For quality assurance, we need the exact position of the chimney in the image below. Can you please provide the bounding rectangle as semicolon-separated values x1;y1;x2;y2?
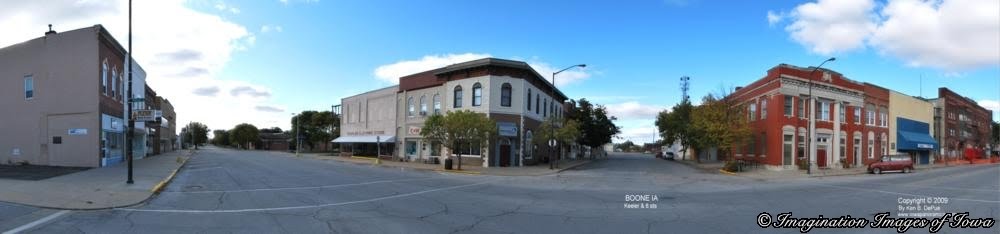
735;86;743;91
45;24;57;36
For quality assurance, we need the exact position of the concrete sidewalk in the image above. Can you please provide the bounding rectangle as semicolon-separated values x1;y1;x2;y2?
0;150;192;210
278;152;592;176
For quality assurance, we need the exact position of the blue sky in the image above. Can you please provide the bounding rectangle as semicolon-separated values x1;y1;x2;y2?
3;0;998;142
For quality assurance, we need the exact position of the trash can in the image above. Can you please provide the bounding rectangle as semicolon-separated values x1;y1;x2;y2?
444;158;453;170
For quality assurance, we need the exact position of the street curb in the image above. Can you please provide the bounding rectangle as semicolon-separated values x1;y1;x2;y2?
433;169;481;175
150;155;189;193
0;150;196;211
718;169;737;176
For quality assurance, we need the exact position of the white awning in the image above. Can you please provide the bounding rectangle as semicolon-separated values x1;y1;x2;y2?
331;135;396;143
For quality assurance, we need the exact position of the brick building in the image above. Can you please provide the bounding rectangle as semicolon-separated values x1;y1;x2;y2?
334;58;569;167
727;64;890;171
930;88;993;160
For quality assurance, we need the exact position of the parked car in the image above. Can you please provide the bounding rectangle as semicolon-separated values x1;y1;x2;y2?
655;152;663;158
868;155;914;174
664;152;675;160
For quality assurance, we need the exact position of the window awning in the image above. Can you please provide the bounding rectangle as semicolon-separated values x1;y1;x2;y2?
897;131;937;150
331;135;396;143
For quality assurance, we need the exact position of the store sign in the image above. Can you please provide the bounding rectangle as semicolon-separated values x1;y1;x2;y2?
134;110;162;122
917;143;934;149
68;128;88;135
498;122;517;137
408;126;421;135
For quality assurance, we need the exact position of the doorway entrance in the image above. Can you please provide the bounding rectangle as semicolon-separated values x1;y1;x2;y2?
817;149;827;168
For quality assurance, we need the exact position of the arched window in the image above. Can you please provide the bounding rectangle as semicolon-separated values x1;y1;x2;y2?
472;83;482;106
535;95;540;114
453;85;463;108
527;89;532;111
407;97;414;117
543;100;548;117
433;94;441;114
111;68;117;98
501;83;512;107
419;95;427;115
101;61;108;95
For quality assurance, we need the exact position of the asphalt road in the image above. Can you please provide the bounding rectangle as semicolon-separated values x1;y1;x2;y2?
3;148;998;233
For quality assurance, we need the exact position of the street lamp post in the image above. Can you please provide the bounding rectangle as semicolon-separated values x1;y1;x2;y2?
806;57;835;175
551;64;586;170
293;113;301;157
125;0;134;184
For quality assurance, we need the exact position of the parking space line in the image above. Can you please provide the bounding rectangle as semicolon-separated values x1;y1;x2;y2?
164;177;444;194
813;183;1000;204
2;210;69;234
118;180;490;213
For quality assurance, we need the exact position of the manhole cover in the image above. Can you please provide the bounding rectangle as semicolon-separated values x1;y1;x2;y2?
185;185;203;190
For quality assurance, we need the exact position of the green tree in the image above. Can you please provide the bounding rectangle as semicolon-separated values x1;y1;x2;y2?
211;129;230;146
567;98;621;158
420;110;497;170
617;140;636;152
534;116;582;167
690;93;752;162
291;111;340;151
230;123;260;150
656;100;696;161
180;122;209;149
992;121;998;149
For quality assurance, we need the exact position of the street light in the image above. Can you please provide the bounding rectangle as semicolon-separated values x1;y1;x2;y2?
125;0;134;184
551;64;586;170
293;113;301;157
806;57;835;175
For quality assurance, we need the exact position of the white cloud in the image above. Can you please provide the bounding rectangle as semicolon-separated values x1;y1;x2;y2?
373;53;492;83
0;0;285;131
373;53;592;86
784;0;877;55
980;100;1000;113
615;125;659;144
261;25;283;33
767;10;784;26
605;101;665;120
774;0;1000;71
870;0;1000;70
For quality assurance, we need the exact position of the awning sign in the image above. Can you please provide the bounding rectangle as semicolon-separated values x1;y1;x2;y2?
917;143;934;149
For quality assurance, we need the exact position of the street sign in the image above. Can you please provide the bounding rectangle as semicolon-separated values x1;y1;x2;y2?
68;128;88;135
133;109;162;122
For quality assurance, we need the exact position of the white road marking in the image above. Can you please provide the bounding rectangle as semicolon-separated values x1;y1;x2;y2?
164;177;442;194
2;210;70;234
118;180;490;213
814;183;1000;204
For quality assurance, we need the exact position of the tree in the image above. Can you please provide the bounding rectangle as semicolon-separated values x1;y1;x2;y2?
656;100;695;161
260;127;283;134
534;116;582;168
180;122;209;149
291;111;340;151
420;110;497;170
617;140;636;152
230;123;260;150
211;129;230;146
567;98;621;158
992;121;999;151
690;93;752;162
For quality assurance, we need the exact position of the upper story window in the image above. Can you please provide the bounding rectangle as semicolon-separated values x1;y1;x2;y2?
535;95;540;115
419;95;427;115
472;83;482;106
433;94;441;114
407;97;414;117
783;95;793;116
24;75;34;99
111;69;117;98
748;103;757;121
543;100;548;117
101;61;108;95
760;98;768;119
797;97;805;118
879;106;888;127
527;89;532;111
839;103;846;122
854;107;861;124
454;85;463;108
500;83;512;107
866;104;876;126
818;101;829;121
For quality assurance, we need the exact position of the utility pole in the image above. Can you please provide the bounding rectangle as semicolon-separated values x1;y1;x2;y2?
125;0;134;184
551;64;585;170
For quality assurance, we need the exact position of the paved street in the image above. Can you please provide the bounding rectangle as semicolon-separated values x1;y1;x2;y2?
2;148;998;233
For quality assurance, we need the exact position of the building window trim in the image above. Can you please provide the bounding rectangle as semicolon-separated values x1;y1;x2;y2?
433;94;441;114
24;75;34;99
472;82;482;107
407;97;414;117
453;85;463;108
500;83;512;107
783;95;793;117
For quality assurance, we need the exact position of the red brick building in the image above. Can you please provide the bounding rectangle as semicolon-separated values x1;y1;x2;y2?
931;88;993;161
727;64;890;171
